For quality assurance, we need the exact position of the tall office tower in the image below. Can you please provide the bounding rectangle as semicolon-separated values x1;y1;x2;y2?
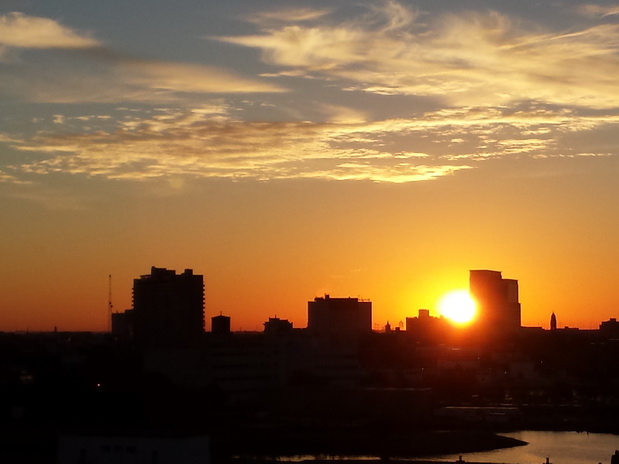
132;267;205;346
550;312;557;331
469;270;521;334
307;295;372;338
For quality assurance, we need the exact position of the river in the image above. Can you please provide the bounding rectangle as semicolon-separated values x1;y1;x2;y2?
272;431;619;464
429;430;619;464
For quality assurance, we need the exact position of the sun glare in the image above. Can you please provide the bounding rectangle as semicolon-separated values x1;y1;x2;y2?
438;290;476;324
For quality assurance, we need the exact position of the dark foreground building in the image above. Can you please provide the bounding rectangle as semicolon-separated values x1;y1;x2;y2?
132;266;205;346
470;269;521;336
308;295;372;338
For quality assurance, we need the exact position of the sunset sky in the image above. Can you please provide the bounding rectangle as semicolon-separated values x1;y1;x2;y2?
1;0;618;331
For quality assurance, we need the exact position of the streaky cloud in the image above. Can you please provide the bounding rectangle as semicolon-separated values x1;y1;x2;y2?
369;0;419;32
577;4;619;18
0;169;30;184
0;12;99;49
124;60;285;94
5;104;617;185
0;49;286;104
215;2;619;109
6;108;475;183
0;11;285;103
247;7;332;24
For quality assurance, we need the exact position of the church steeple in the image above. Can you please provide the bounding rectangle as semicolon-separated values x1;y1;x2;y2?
550;312;557;331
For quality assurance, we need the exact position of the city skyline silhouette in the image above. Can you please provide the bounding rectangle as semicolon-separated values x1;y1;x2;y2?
111;265;618;338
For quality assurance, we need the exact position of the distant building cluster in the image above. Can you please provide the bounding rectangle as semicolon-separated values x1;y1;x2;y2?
113;267;525;345
113;267;374;345
106;266;619;402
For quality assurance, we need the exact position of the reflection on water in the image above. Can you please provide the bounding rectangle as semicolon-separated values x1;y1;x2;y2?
430;431;619;464
252;431;619;464
275;457;378;462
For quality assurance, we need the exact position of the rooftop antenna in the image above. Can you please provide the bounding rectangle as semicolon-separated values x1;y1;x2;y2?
108;274;113;332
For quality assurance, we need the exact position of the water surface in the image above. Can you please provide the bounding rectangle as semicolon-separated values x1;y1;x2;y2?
430;430;619;464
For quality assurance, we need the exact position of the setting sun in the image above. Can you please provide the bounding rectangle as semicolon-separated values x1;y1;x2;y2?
438;290;477;325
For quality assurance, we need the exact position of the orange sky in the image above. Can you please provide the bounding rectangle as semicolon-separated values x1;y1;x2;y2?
2;166;617;332
1;1;618;331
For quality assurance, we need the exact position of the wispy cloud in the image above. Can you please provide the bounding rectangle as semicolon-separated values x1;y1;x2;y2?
2;107;465;183
123;60;285;95
0;12;285;103
319;104;368;124
247;7;332;24
0;12;99;49
577;4;619;18
216;1;619;109
0;169;30;184
3;61;283;104
4;105;617;184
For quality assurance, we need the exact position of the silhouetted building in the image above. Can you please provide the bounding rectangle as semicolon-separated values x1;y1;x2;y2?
308;295;372;338
550;312;557;331
469;270;521;335
111;310;133;338
264;317;293;334
406;309;450;344
600;318;619;338
132;267;204;346
211;314;231;335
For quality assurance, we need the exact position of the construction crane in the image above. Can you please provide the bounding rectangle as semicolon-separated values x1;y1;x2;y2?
108;274;113;332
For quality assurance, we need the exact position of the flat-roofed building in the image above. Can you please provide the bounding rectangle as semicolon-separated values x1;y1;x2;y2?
307;295;372;338
132;266;204;346
469;270;521;335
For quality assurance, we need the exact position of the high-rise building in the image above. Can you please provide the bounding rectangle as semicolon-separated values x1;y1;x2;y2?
469;270;521;334
132;267;204;346
307;295;372;338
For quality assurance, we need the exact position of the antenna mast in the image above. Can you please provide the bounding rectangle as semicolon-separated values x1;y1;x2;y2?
108;274;113;332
